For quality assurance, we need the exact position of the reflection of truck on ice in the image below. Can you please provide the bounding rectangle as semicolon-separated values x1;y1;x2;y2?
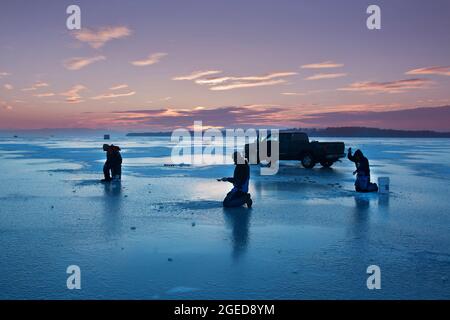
244;131;346;169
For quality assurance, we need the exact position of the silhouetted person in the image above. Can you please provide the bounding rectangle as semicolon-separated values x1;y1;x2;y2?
102;144;122;182
218;151;252;208
348;148;378;192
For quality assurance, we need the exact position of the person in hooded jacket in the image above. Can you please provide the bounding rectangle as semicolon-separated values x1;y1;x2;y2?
348;148;378;192
102;144;122;182
218;151;253;208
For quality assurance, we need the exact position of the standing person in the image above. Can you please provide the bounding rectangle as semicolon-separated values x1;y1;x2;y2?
102;144;122;182
218;151;253;208
348;148;378;192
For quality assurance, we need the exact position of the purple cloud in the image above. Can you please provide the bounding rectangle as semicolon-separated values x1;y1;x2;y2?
301;106;450;131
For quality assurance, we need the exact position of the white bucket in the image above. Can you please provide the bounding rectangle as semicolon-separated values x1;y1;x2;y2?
378;177;390;194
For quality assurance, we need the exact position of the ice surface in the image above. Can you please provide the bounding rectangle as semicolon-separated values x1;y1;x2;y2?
0;134;449;299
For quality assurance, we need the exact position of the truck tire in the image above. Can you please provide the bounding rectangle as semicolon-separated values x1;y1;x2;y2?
320;160;334;168
301;153;315;169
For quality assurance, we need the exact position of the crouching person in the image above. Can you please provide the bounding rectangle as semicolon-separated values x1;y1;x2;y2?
218;151;253;208
348;148;378;192
102;144;122;182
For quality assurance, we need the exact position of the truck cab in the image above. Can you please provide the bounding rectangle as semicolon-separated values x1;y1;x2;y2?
244;131;345;169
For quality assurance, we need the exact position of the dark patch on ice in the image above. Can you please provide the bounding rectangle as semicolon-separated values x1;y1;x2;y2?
42;168;82;173
163;163;191;167
0;192;42;201
173;200;223;210
414;250;450;263
72;179;106;187
166;286;199;295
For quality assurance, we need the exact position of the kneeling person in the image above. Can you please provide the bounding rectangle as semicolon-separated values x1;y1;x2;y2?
348;148;378;192
102;144;122;182
219;151;253;208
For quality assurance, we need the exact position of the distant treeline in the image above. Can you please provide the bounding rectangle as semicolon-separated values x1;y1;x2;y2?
127;127;450;138
300;127;450;138
127;132;173;137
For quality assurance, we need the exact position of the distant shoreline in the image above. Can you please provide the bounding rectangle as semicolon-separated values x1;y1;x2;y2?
1;127;450;138
126;127;450;138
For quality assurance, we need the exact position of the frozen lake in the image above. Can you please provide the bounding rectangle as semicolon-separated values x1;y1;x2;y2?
0;134;449;299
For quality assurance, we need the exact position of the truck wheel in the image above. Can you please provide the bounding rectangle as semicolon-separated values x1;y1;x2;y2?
320;161;334;168
301;153;315;169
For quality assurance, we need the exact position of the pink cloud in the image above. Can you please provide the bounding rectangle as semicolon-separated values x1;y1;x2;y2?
22;81;50;91
131;53;167;66
173;70;222;81
178;71;297;91
405;66;450;76
60;85;86;104
109;105;288;129
210;79;287;91
92;91;136;100
63;56;106;70
338;78;433;94
34;93;56;98
305;73;347;80
73;26;132;49
109;84;129;91
301;61;344;69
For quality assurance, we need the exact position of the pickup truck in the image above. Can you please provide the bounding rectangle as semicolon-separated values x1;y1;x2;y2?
244;131;345;168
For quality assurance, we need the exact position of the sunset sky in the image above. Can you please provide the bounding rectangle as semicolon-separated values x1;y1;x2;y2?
1;0;449;130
